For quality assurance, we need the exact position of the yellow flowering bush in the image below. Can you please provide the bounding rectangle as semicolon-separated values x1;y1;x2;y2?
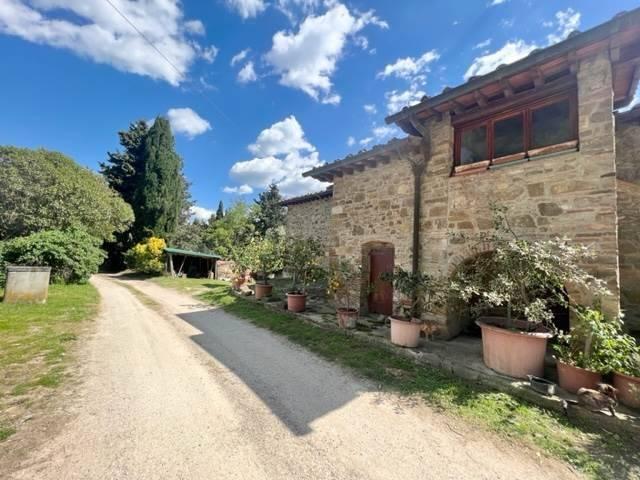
125;237;166;274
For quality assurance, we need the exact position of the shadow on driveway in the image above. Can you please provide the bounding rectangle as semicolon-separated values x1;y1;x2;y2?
177;307;367;436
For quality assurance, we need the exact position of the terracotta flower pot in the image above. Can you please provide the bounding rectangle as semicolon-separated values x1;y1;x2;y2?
556;360;602;394
613;372;640;409
390;316;422;348
254;283;273;300
476;318;553;379
337;308;358;329
287;293;307;313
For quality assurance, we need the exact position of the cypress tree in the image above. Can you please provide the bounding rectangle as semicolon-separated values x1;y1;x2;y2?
100;120;149;206
135;117;186;239
216;200;225;220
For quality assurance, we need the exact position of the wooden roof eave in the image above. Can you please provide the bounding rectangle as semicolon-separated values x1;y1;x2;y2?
385;8;640;132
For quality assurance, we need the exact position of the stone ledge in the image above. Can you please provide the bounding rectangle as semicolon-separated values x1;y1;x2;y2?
239;291;640;441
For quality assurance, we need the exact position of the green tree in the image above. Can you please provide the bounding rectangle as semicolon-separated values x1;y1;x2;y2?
204;202;255;258
0;228;105;285
253;184;285;236
216;200;225;220
135;117;187;240
100;120;149;206
170;219;208;252
0;146;133;242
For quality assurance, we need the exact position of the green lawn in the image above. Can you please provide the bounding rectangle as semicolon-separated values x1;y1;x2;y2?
0;284;99;441
151;276;637;479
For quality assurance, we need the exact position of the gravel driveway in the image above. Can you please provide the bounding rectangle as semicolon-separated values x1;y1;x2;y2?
8;275;579;479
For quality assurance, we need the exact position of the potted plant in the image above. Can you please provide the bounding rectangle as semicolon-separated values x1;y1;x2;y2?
382;267;446;348
283;236;325;312
327;259;361;329
229;246;250;290
553;306;608;393
245;231;284;300
450;204;610;379
601;322;640;409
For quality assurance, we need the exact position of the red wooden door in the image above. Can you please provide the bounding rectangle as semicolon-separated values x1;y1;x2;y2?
368;248;394;315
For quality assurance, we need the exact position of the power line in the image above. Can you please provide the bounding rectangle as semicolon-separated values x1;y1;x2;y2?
103;0;234;125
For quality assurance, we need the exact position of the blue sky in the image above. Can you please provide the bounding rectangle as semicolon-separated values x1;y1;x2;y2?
1;0;638;220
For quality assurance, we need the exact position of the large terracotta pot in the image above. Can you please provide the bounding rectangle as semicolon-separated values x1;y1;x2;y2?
390;316;422;348
337;308;358;329
254;283;273;299
476;318;553;379
287;293;307;313
556;360;602;394
613;372;640;409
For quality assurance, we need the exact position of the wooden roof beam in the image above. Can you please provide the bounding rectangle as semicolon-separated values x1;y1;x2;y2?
532;68;545;88
500;79;514;98
474;90;488;107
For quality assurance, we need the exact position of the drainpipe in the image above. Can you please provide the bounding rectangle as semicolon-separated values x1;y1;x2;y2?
411;159;425;276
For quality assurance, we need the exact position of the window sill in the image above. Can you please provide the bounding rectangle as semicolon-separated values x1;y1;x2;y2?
452;140;578;177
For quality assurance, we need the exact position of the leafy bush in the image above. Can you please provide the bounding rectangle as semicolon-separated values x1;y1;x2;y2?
283;236;325;294
327;259;362;312
0;146;134;242
450;204;609;330
244;230;284;284
0;229;105;285
381;267;447;320
124;237;166;275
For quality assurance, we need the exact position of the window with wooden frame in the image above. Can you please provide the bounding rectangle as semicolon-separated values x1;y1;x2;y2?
453;90;578;174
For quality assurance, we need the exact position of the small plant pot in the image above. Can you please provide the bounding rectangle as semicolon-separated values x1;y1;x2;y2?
613;372;640;409
390;316;422;348
287;293;307;313
556;360;602;394
476;318;553;379
337;308;358;329
254;283;273;300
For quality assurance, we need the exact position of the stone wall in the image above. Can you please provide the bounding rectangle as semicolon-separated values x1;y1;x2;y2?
285;196;332;247
327;51;623;337
616;118;640;332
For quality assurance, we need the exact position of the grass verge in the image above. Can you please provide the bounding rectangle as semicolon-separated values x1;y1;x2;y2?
0;283;99;441
151;276;637;479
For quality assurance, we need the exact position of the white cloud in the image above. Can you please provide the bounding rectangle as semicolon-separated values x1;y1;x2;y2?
190;205;214;221
225;0;266;19
275;0;321;22
385;85;426;114
231;48;250;66
372;125;398;140
364;104;377;114
500;18;514;28
546;8;581;45
184;19;205;35
347;136;356;146
223;184;254;195
464;40;537;80
201;45;219;63
473;38;492;50
227;116;329;197
489;0;507;5
619;85;640;113
167;108;211;138
265;3;387;104
238;61;257;83
378;50;439;82
0;0;206;86
359;137;374;146
249;115;314;156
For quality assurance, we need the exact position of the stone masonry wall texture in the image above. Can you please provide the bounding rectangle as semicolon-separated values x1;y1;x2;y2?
284;197;332;248
325;51;627;337
616;119;640;331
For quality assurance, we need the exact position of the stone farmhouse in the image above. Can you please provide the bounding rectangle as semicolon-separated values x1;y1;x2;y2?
283;9;640;338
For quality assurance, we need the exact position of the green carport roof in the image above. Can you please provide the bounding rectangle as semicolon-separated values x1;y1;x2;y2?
164;247;222;260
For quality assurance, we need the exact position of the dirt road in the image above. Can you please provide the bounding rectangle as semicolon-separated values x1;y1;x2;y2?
7;275;579;479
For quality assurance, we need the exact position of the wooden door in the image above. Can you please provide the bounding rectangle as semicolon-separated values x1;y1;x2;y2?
368;248;394;315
